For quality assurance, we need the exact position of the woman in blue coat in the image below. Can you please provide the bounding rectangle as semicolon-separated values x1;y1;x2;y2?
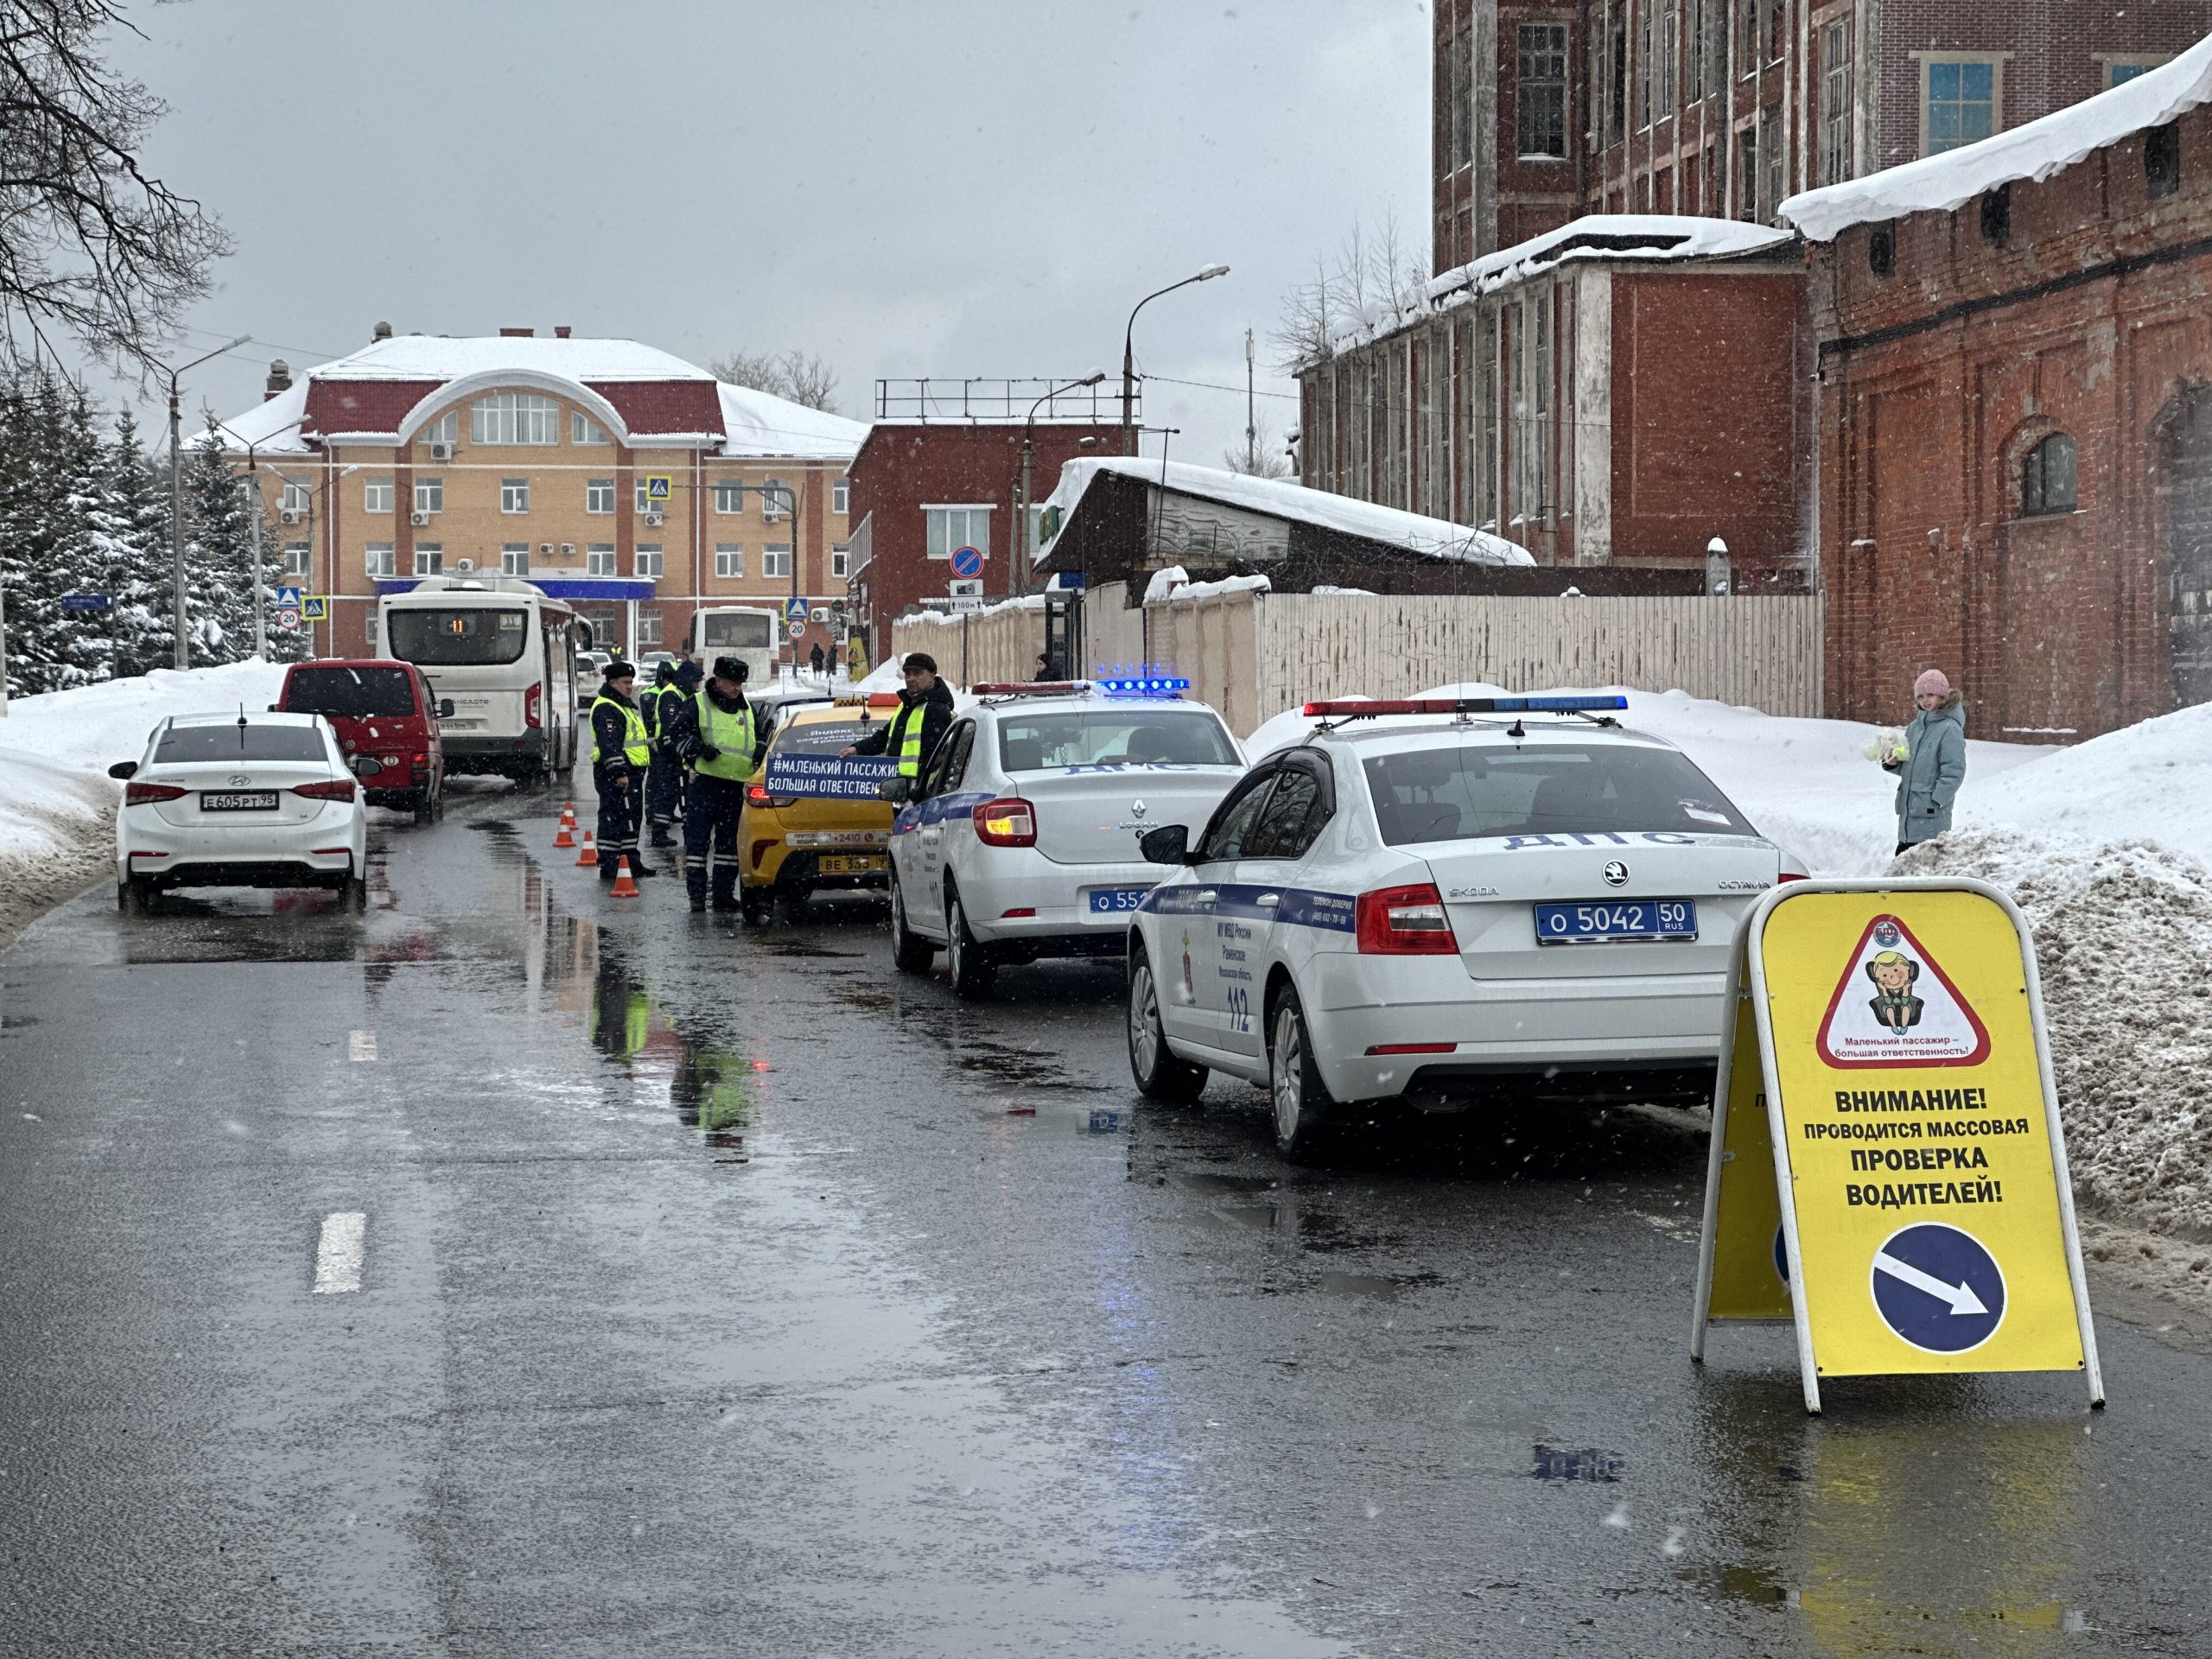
1886;668;1967;855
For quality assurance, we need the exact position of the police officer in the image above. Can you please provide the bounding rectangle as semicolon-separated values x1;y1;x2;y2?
642;659;684;849
588;660;658;880
668;655;764;913
841;652;955;785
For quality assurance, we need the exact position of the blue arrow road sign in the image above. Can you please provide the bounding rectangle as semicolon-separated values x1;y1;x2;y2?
1870;1223;2005;1353
950;545;984;579
59;594;113;613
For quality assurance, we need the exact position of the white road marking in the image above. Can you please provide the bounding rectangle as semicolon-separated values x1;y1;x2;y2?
348;1029;377;1062
314;1211;366;1294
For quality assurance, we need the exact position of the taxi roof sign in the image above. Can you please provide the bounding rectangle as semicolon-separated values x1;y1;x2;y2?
1693;877;2102;1414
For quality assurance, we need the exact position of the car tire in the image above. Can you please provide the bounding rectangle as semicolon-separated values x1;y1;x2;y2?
118;879;149;916
740;890;773;927
890;877;934;975
1128;944;1205;1102
412;789;435;825
344;874;369;913
1268;985;1335;1160
944;887;995;1000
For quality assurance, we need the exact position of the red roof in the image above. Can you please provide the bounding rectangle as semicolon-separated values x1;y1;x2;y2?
588;380;721;436
300;376;721;442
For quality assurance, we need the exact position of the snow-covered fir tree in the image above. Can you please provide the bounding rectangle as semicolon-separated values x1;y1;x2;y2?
93;411;175;677
0;372;80;695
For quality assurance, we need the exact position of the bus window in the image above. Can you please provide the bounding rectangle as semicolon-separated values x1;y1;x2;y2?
389;607;530;665
701;612;775;649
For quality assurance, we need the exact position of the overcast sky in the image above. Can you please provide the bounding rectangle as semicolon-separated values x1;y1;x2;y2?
87;0;1430;467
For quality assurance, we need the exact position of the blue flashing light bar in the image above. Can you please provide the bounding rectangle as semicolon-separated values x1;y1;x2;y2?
1096;676;1190;698
1300;694;1629;717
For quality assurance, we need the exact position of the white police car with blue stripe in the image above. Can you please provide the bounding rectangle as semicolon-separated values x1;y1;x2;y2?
1122;695;1808;1156
886;679;1248;997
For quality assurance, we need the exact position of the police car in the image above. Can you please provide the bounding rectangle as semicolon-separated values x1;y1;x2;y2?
886;679;1248;996
1122;695;1808;1155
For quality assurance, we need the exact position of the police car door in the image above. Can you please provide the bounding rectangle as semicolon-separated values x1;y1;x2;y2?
899;720;976;939
1175;762;1281;1052
1211;753;1334;1062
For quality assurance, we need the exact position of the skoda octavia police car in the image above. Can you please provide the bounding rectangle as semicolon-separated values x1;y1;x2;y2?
1122;695;1806;1155
886;680;1248;997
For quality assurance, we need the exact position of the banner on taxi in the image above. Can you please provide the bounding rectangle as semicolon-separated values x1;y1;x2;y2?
1693;878;2102;1414
760;721;898;801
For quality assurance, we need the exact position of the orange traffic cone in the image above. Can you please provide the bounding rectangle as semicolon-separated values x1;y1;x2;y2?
554;819;576;849
575;829;597;867
609;855;640;898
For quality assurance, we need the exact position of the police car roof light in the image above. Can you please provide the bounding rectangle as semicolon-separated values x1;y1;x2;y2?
1300;694;1630;717
1094;676;1189;699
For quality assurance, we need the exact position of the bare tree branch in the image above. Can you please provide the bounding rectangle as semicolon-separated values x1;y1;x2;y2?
710;346;842;413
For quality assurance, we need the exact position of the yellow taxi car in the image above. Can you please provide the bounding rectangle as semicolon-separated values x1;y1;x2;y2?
737;696;900;925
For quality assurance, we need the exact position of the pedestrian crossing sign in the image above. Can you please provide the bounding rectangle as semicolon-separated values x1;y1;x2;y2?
302;595;329;621
1692;879;2101;1413
276;585;303;608
645;474;672;501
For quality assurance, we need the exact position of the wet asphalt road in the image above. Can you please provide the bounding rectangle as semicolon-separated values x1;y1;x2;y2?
3;781;2211;1658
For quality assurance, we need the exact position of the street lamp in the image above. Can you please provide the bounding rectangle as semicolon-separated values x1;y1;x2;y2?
154;335;251;669
1121;265;1229;454
1016;372;1106;597
205;412;307;662
753;480;803;677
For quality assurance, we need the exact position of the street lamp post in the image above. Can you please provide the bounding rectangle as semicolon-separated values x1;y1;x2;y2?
156;336;251;669
1016;372;1106;598
755;480;802;677
204;413;308;663
1120;266;1229;455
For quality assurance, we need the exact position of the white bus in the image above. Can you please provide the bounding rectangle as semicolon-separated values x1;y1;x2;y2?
378;576;581;787
689;605;782;684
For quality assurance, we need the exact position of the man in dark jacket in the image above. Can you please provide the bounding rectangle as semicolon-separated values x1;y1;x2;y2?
643;659;684;849
667;656;766;913
588;662;658;880
841;652;955;783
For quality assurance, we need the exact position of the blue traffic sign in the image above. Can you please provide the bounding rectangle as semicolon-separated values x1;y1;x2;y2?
276;585;303;608
59;594;112;613
950;544;984;579
1870;1224;2005;1353
785;596;810;622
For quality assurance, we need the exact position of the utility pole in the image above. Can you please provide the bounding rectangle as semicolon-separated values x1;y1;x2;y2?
1017;372;1105;597
1245;328;1258;473
157;337;251;671
245;453;266;661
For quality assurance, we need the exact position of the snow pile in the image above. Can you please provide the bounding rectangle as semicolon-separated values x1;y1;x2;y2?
1897;830;2212;1239
0;660;286;944
1950;700;2212;869
1035;458;1535;569
1782;32;2212;241
899;593;1047;630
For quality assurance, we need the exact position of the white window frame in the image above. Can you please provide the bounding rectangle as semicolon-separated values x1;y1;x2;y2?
1821;17;1854;185
830;543;850;579
500;543;531;576
584;543;617;577
760;478;789;521
762;543;792;580
365;542;396;578
469;391;561;446
831;476;850;514
364;478;393;515
638;608;664;646
1916;52;2007;157
422;410;458;448
715;480;747;514
283;543;312;578
634;544;664;579
413;544;443;577
414;477;443;515
586;477;614;515
924;505;993;561
715;543;744;579
280;481;310;515
365;611;378;644
500;477;531;514
571;410;612;445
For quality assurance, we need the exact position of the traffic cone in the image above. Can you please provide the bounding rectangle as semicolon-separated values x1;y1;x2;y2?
561;799;576;823
575;829;597;867
554;818;576;849
609;855;640;898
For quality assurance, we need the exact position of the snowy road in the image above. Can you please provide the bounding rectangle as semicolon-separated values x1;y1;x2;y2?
3;782;2210;1656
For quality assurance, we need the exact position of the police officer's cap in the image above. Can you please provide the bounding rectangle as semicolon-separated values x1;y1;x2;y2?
712;655;750;684
654;659;678;684
603;659;637;681
675;658;704;687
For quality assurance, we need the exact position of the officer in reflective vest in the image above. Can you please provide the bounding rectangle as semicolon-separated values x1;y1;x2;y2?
841;651;954;780
643;659;685;849
588;661;658;881
669;655;763;913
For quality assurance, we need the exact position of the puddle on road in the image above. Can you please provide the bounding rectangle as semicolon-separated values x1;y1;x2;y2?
1532;1444;1625;1483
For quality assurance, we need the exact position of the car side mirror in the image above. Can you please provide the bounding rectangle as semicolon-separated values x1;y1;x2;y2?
1139;824;1191;866
349;755;380;777
438;698;455;718
878;776;913;804
107;760;138;780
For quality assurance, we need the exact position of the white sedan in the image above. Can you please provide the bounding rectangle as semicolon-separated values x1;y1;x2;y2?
111;712;372;912
887;682;1249;996
1123;695;1807;1156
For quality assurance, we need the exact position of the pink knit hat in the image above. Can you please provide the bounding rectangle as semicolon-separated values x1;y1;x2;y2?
1914;668;1952;698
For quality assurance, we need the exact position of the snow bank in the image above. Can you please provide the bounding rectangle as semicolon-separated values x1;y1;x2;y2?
0;660;287;944
1781;33;2212;241
1898;830;2212;1240
1949;700;2212;869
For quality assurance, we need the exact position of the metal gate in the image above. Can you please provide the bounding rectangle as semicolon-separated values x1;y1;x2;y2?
2168;386;2212;709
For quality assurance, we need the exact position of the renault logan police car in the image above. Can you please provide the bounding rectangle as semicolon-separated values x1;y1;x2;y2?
887;680;1248;997
1122;695;1807;1155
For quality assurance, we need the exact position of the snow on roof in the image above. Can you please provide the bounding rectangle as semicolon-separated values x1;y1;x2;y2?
1426;214;1795;302
308;334;715;383
715;382;868;461
1781;32;2212;242
1038;457;1535;568
202;377;313;453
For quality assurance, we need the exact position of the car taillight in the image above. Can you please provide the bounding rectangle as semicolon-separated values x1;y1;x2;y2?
1355;882;1459;955
524;683;543;729
124;782;187;805
292;779;358;802
746;783;797;809
973;798;1037;848
1780;870;1809;883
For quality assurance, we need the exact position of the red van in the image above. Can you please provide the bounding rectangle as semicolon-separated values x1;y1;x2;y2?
276;659;449;822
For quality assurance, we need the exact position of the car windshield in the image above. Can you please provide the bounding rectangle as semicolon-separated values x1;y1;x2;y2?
388;607;530;665
996;710;1241;771
284;665;415;717
154;724;328;763
1362;742;1755;845
772;716;878;755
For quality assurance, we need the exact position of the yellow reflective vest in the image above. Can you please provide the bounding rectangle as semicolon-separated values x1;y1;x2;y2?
591;695;650;768
691;691;759;783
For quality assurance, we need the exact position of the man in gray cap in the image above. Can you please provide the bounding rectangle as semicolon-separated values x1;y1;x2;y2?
666;655;765;913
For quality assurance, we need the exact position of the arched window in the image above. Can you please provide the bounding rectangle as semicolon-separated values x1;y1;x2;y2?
2022;433;2077;516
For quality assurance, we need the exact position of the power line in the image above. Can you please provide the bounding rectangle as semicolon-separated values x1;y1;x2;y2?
1144;372;1300;403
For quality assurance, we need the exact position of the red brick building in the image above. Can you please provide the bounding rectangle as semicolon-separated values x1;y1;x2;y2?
1788;39;2212;737
844;383;1120;664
